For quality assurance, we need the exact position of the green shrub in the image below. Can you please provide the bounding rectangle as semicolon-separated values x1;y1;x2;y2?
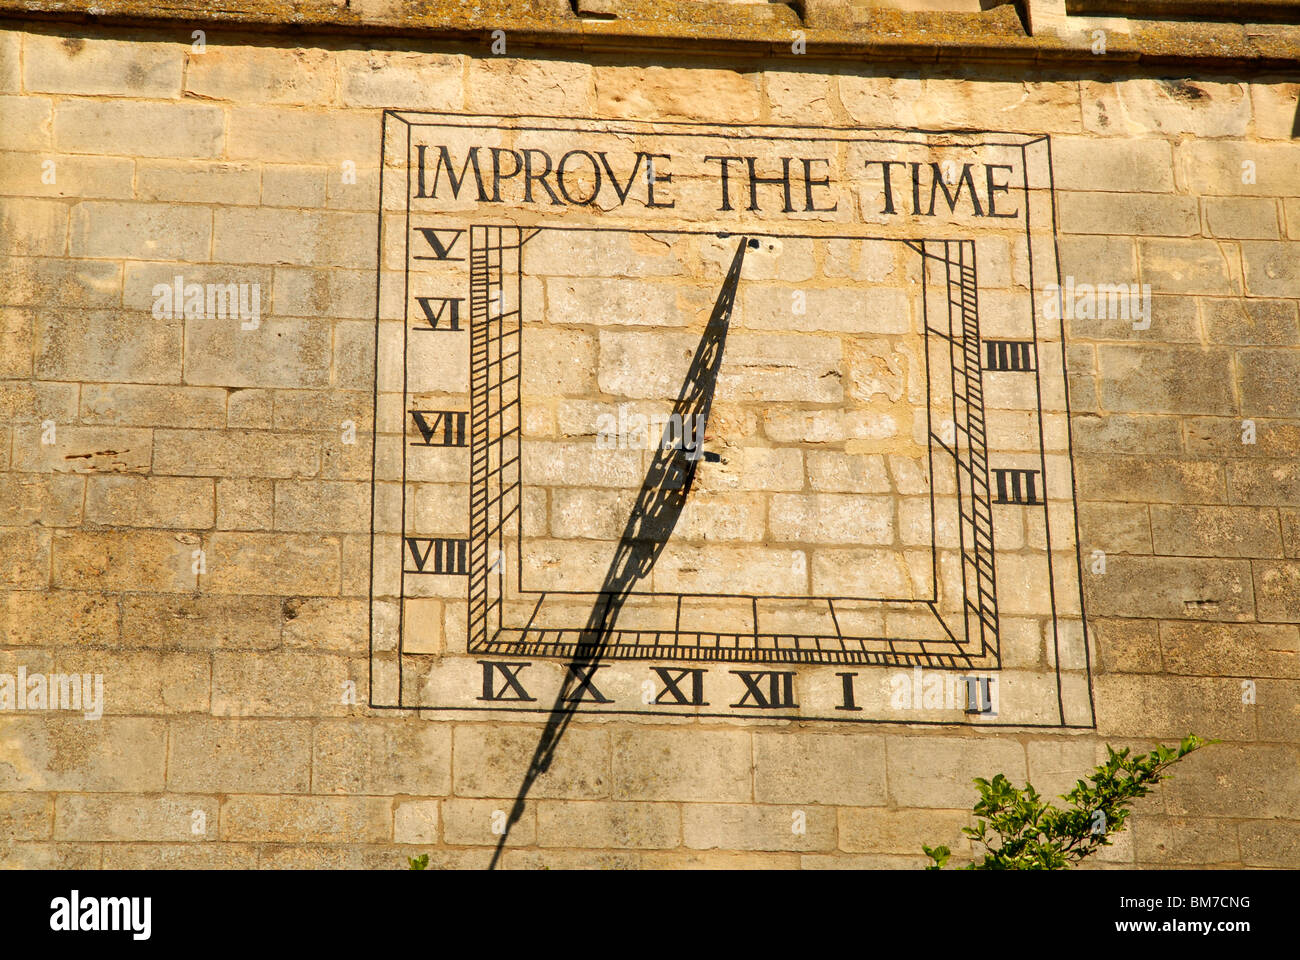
924;735;1210;870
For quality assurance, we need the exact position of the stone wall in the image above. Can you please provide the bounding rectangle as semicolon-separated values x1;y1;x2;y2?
0;17;1297;868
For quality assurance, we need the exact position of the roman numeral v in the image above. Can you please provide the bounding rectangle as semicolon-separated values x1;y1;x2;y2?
412;227;465;261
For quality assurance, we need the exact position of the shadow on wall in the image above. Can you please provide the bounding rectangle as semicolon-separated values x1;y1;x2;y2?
487;235;755;867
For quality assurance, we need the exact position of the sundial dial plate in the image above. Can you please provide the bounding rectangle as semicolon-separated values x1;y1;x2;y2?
368;112;1093;728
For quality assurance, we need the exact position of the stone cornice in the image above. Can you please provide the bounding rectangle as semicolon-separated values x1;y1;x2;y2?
4;0;1300;67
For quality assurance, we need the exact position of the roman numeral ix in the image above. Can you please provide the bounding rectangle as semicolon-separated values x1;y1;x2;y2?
478;661;536;702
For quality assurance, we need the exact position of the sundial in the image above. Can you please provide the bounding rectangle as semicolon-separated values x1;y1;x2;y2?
368;111;1094;728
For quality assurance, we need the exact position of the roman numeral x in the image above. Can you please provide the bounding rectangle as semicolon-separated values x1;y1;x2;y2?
561;664;612;704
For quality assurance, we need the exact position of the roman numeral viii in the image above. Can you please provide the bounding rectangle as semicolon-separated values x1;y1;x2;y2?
405;537;469;574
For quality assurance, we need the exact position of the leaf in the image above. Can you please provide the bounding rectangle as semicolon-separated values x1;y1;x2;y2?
922;844;951;869
921;734;1210;871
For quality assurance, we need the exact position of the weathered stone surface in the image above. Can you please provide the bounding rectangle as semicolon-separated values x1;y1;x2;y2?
468;58;593;114
52;529;197;593
1201;297;1299;345
54;794;216;842
220;795;391;843
754;733;886;806
1050;137;1174;193
1239;819;1300;867
1254;560;1300;623
613;730;750;803
338;50;463;109
1242;241;1300;298
456;725;610;800
1089;618;1162;674
1138;239;1239;295
1149;505;1282;559
153;430;320;479
1058;192;1199;237
85;476;215;529
682;803;835;852
0;24;1296;870
101;844;258;869
211;650;358;716
1084;556;1255;621
1094;675;1253;740
1160;745;1300;819
537;800;681;849
1082;79;1250;138
0;717;165;791
1096;345;1235;415
885;737;1026;808
1076;456;1225;504
167;719;312;793
1228;460;1300;506
35;309;182;383
393;800;439;844
1;589;117;646
837;807;969;856
118;594;283;650
26;34;182;96
313;720;451;795
1133;816;1240;865
1160;622;1300;678
186;46;337;104
598;65;760;121
0;792;52;840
